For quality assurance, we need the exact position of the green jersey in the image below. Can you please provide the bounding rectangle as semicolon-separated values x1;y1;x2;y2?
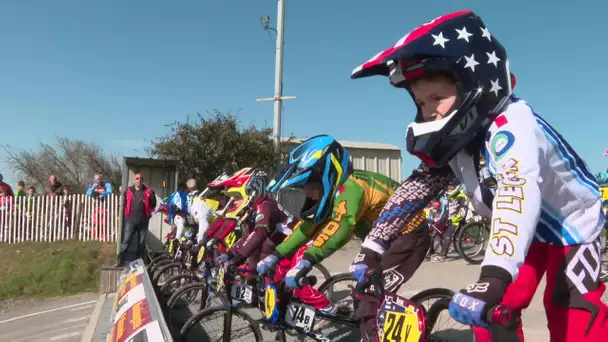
275;170;399;264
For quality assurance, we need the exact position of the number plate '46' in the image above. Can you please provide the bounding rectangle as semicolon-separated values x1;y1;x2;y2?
377;292;425;342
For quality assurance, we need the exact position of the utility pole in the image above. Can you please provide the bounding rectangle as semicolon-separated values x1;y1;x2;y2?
257;0;296;147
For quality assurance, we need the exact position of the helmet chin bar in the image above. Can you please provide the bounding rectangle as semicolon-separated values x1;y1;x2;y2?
215;197;234;218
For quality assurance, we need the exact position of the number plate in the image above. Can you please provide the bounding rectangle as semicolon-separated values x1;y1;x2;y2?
377;293;423;342
216;268;225;290
264;284;279;323
285;302;315;332
230;284;253;304
197;247;205;264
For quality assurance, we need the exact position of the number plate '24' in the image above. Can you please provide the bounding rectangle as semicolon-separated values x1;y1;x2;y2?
377;293;424;342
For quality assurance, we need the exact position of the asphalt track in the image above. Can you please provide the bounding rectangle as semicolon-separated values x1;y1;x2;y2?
0;293;98;342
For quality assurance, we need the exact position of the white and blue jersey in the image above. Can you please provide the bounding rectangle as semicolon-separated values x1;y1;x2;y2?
450;96;605;280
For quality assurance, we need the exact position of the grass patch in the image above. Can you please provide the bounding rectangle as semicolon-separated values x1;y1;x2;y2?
0;241;115;300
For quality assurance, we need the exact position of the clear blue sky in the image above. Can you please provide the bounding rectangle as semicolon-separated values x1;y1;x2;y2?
1;0;606;186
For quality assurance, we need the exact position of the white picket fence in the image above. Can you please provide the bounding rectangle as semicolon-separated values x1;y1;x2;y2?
0;194;121;244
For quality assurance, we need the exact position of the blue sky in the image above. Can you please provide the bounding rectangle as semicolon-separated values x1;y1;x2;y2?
1;0;606;186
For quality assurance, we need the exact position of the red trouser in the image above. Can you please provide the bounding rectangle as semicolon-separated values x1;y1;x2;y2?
274;245;330;309
474;240;608;342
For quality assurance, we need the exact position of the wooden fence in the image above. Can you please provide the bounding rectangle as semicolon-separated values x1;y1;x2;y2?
0;194;121;244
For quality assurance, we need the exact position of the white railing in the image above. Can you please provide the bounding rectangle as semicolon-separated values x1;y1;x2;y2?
0;194;121;244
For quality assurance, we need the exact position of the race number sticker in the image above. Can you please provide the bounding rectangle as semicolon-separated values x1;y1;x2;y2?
264;284;279;323
230;284;253;304
285;302;316;332
377;293;424;342
196;246;206;264
216;267;225;291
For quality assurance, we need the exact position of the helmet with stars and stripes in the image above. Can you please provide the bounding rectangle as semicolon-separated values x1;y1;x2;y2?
351;10;514;168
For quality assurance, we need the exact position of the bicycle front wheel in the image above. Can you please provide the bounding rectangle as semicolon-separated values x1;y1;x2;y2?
178;306;263;342
456;221;488;265
425;298;474;341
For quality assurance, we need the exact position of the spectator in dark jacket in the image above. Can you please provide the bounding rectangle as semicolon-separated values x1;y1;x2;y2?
48;175;63;196
0;173;14;197
116;173;157;266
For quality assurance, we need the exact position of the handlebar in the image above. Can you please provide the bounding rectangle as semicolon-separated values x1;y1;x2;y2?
354;269;385;299
486;304;516;328
257;267;317;289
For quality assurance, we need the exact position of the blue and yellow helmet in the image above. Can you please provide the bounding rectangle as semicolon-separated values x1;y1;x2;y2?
268;135;352;224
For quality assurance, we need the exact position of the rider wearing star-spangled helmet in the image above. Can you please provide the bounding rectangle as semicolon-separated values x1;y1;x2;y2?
350;10;608;342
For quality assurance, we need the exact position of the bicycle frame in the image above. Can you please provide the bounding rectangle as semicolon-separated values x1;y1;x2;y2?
261;269;358;342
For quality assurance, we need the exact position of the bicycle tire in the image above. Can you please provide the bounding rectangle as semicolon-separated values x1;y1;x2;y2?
148;258;173;275
456;221;488;265
409;288;454;312
311;263;331;283
178;305;263;342
424;297;451;336
159;273;198;300
166;282;211;336
153;262;188;287
167;282;209;309
317;272;354;293
148;250;168;263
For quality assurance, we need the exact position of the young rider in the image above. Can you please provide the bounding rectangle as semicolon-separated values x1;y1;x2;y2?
215;170;297;284
256;134;403;331
202;167;257;255
165;173;231;245
349;10;608;341
431;182;469;262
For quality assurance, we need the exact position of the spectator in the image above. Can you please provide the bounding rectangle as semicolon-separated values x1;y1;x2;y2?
186;178;198;195
63;186;72;234
48;175;63;196
86;174;113;198
116;173;156;267
0;173;14;197
0;187;8;208
27;186;37;197
14;181;26;197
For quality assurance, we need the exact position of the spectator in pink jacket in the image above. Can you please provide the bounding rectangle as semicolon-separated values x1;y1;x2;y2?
0;173;14;197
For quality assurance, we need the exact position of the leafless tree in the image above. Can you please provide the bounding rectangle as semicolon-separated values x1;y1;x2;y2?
2;136;122;194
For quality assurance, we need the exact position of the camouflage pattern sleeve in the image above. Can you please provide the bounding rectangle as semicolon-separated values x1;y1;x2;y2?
361;163;455;255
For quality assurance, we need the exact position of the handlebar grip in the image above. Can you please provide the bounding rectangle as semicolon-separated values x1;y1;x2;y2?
486;305;515;327
297;275;317;288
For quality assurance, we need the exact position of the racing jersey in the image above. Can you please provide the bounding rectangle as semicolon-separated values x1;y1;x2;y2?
229;197;295;262
362;96;605;280
275;170;400;264
168;191;219;240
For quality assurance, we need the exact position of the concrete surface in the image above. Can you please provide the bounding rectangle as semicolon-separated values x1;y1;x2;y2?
0;293;98;342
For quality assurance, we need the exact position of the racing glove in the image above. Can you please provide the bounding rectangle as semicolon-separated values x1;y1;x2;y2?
349;247;382;285
285;260;312;289
256;254;279;275
215;253;231;265
448;265;512;327
206;238;219;248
